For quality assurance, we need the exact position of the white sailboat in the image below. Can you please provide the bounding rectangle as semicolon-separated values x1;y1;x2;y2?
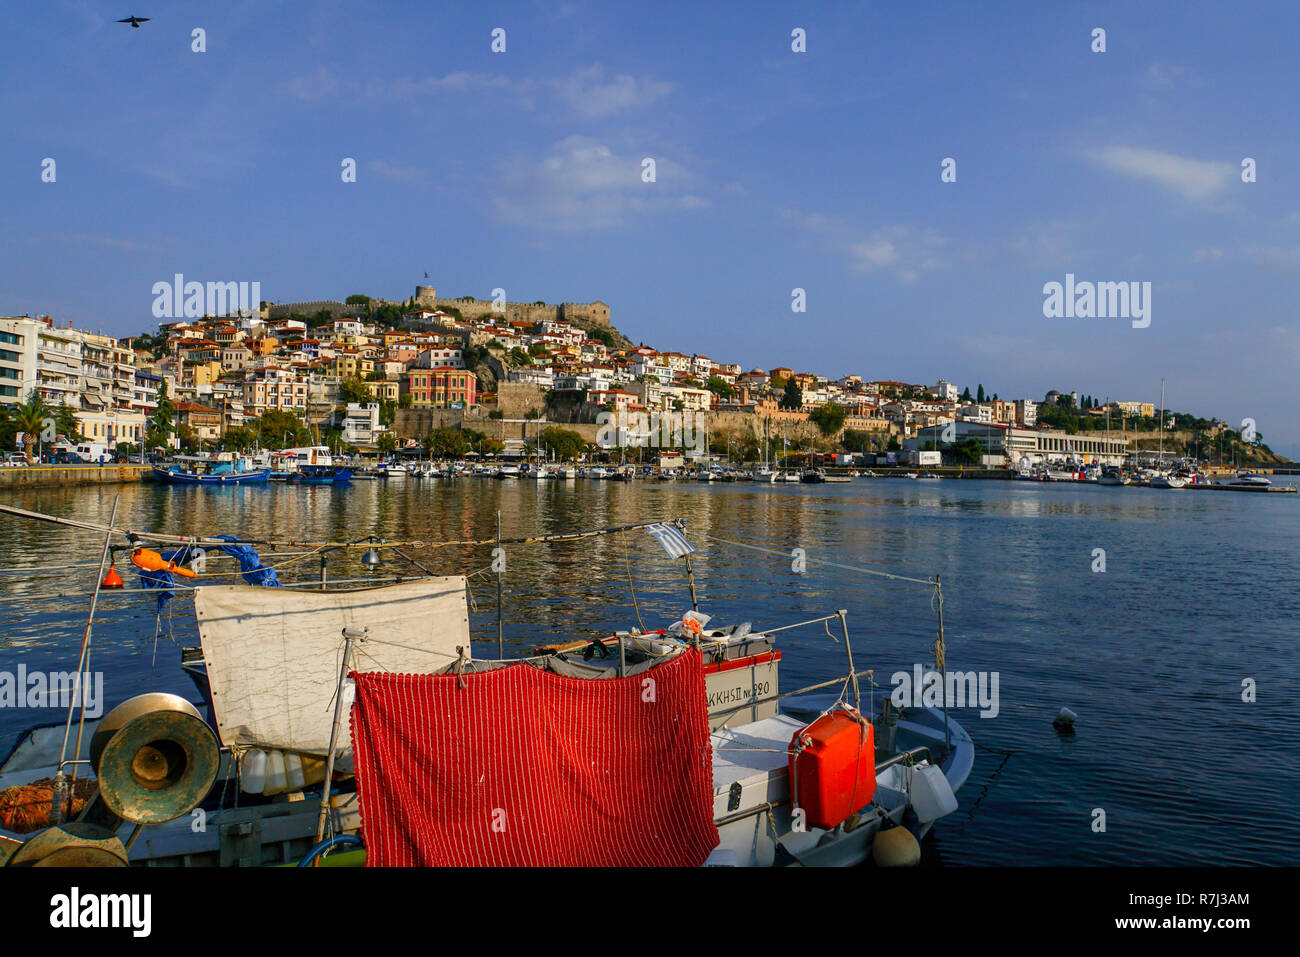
1150;379;1185;488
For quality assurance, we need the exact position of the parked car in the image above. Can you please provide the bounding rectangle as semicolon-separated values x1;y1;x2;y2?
2;453;29;467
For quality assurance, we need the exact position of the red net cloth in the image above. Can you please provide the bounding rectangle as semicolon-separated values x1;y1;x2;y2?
350;646;719;866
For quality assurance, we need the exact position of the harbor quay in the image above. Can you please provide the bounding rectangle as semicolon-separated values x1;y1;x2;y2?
0;463;153;488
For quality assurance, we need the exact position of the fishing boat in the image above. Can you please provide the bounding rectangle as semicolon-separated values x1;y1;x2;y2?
0;509;973;869
153;453;270;485
799;468;826;483
280;446;352;484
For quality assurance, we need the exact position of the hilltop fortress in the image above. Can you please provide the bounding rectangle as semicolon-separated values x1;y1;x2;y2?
412;285;611;327
265;284;610;327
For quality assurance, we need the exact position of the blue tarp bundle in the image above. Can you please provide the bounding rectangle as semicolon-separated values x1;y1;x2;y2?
215;535;282;588
136;537;281;611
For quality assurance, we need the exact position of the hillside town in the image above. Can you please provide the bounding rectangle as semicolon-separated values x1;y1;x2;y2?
0;284;1276;469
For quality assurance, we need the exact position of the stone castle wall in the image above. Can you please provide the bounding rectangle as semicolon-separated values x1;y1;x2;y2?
265;300;365;320
428;292;610;328
266;286;609;328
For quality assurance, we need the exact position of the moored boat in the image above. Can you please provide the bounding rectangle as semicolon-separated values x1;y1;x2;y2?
153;453;269;485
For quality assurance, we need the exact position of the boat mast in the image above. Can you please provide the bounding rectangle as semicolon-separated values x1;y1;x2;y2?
1158;378;1165;469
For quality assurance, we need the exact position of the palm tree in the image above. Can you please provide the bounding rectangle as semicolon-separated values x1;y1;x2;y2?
6;392;53;462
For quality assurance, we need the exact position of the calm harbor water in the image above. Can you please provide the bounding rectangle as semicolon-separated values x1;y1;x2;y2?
1;475;1296;866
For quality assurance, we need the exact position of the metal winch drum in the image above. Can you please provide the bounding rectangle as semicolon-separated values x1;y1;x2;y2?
89;693;220;825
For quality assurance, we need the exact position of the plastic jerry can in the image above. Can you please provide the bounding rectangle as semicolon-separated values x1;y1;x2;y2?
264;749;288;795
787;708;876;831
241;749;267;794
908;762;958;823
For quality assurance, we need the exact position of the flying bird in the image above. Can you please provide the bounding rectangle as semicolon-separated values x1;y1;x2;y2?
118;16;150;28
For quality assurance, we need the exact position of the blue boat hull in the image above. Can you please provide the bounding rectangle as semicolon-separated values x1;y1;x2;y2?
291;466;352;484
153;467;270;485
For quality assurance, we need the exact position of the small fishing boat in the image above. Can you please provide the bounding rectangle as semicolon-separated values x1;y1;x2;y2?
0;510;972;869
799;468;826;483
153;453;269;485
279;447;352;484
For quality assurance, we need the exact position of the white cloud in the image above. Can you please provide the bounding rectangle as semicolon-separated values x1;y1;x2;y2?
290;64;671;119
783;210;948;282
1193;247;1224;262
1143;62;1186;90
1085;146;1236;202
364;72;517;101
553;65;672;118
289;66;338;101
1245;245;1300;269
491;137;704;229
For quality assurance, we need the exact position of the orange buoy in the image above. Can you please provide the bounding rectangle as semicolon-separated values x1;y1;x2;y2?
130;547;198;579
101;563;124;589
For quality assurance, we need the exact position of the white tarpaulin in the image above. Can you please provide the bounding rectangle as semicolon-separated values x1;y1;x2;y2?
194;577;470;755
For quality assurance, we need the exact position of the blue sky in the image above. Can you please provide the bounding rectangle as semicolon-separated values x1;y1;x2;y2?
2;1;1298;454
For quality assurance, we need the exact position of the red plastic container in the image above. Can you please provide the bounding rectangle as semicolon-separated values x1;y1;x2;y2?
787;709;876;830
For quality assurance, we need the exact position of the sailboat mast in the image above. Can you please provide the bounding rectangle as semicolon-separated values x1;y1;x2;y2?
1158;378;1165;467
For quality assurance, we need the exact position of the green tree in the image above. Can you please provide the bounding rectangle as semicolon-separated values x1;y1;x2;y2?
338;376;372;405
780;381;803;410
976;384;985;403
810;403;847;437
252;409;310;448
706;375;734;400
425;427;468;458
176;422;198;452
145;380;176;450
54;404;82;443
539;426;584;460
398;393;414;409
377;432;397;454
3;391;52;461
218;426;257;452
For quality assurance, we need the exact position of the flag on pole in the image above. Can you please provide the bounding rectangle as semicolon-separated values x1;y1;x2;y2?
646;523;696;559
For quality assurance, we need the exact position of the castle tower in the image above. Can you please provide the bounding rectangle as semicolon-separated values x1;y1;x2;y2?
415;284;437;306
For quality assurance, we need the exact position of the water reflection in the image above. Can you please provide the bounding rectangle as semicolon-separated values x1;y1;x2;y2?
0;477;1296;864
